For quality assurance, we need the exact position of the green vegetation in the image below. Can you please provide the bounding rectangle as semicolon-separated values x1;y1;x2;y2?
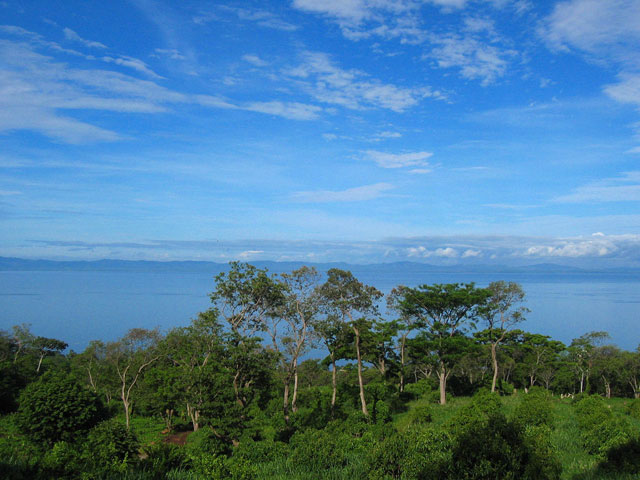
1;262;639;478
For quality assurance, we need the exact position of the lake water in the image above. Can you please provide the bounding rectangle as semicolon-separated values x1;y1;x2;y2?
1;269;639;352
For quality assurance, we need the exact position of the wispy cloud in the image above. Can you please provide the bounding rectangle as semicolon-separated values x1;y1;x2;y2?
62;27;107;49
365;150;433;168
242;54;269;67
427;31;517;85
0;29;332;143
195;6;299;31
540;0;640;67
555;171;640;203
604;73;640;108
285;51;439;112
292;182;394;202
244;101;322;120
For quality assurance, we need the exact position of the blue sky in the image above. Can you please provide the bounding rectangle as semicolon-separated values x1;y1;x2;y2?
1;0;640;266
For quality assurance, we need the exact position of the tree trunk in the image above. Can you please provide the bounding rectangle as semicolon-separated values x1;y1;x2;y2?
579;373;585;393
37;353;44;373
438;363;447;405
292;367;299;413
603;376;611;398
283;380;290;423
490;343;499;393
354;327;368;416
123;399;131;429
399;334;406;392
330;353;337;413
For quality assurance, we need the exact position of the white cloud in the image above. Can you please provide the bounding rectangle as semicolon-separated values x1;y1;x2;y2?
555;171;640;203
62;27;107;49
428;33;516;85
524;236;616;258
244;101;322;120
292;0;428;43
407;246;459;258
604;73;640;108
376;131;402;138
197;6;298;31
285;51;437;112
409;168;432;174
541;0;640;66
0;30;331;143
292;182;394;202
154;48;185;60
238;250;265;259
462;249;482;257
101;55;162;79
242;54;269;67
365;150;433;168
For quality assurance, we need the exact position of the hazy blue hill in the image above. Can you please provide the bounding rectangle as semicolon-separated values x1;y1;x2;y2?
1;256;637;274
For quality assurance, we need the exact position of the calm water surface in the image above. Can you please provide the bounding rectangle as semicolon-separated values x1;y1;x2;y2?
1;269;639;352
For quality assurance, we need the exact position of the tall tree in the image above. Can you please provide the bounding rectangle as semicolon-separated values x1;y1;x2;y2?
397;283;490;404
568;331;610;393
106;328;161;429
319;269;382;417
161;310;226;431
478;281;528;392
387;286;418;392
314;313;350;413
209;262;285;407
269;266;321;421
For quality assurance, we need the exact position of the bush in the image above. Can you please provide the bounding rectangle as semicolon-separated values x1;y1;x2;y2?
366;426;452;480
16;371;105;445
287;429;347;471
448;391;561;480
574;395;633;458
233;438;289;464
374;400;392;425
84;419;140;473
141;442;190;477
185;427;231;458
408;402;433;425
626;398;640;420
512;388;555;429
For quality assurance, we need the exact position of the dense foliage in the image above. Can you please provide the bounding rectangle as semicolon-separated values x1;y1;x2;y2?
1;262;639;479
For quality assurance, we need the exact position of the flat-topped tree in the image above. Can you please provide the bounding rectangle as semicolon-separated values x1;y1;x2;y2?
318;268;382;417
209;262;285;407
32;336;67;373
477;281;529;393
397;283;490;405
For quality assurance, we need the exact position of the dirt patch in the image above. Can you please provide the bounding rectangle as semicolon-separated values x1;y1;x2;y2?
162;430;192;446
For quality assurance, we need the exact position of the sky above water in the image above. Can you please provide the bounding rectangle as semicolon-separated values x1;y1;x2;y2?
1;0;640;266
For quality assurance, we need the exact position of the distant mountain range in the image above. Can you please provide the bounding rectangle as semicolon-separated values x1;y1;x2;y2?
1;257;638;275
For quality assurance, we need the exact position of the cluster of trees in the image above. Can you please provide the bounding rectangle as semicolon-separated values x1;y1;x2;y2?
2;262;640;478
3;263;640;427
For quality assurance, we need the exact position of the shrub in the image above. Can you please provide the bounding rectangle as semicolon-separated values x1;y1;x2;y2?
512;388;555;429
287;429;347;471
16;371;105;445
84;419;140;473
448;391;561;480
408;402;433;425
366;426;452;480
626;398;640;420
141;442;190;477
374;399;392;425
185;427;231;458
573;395;633;458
